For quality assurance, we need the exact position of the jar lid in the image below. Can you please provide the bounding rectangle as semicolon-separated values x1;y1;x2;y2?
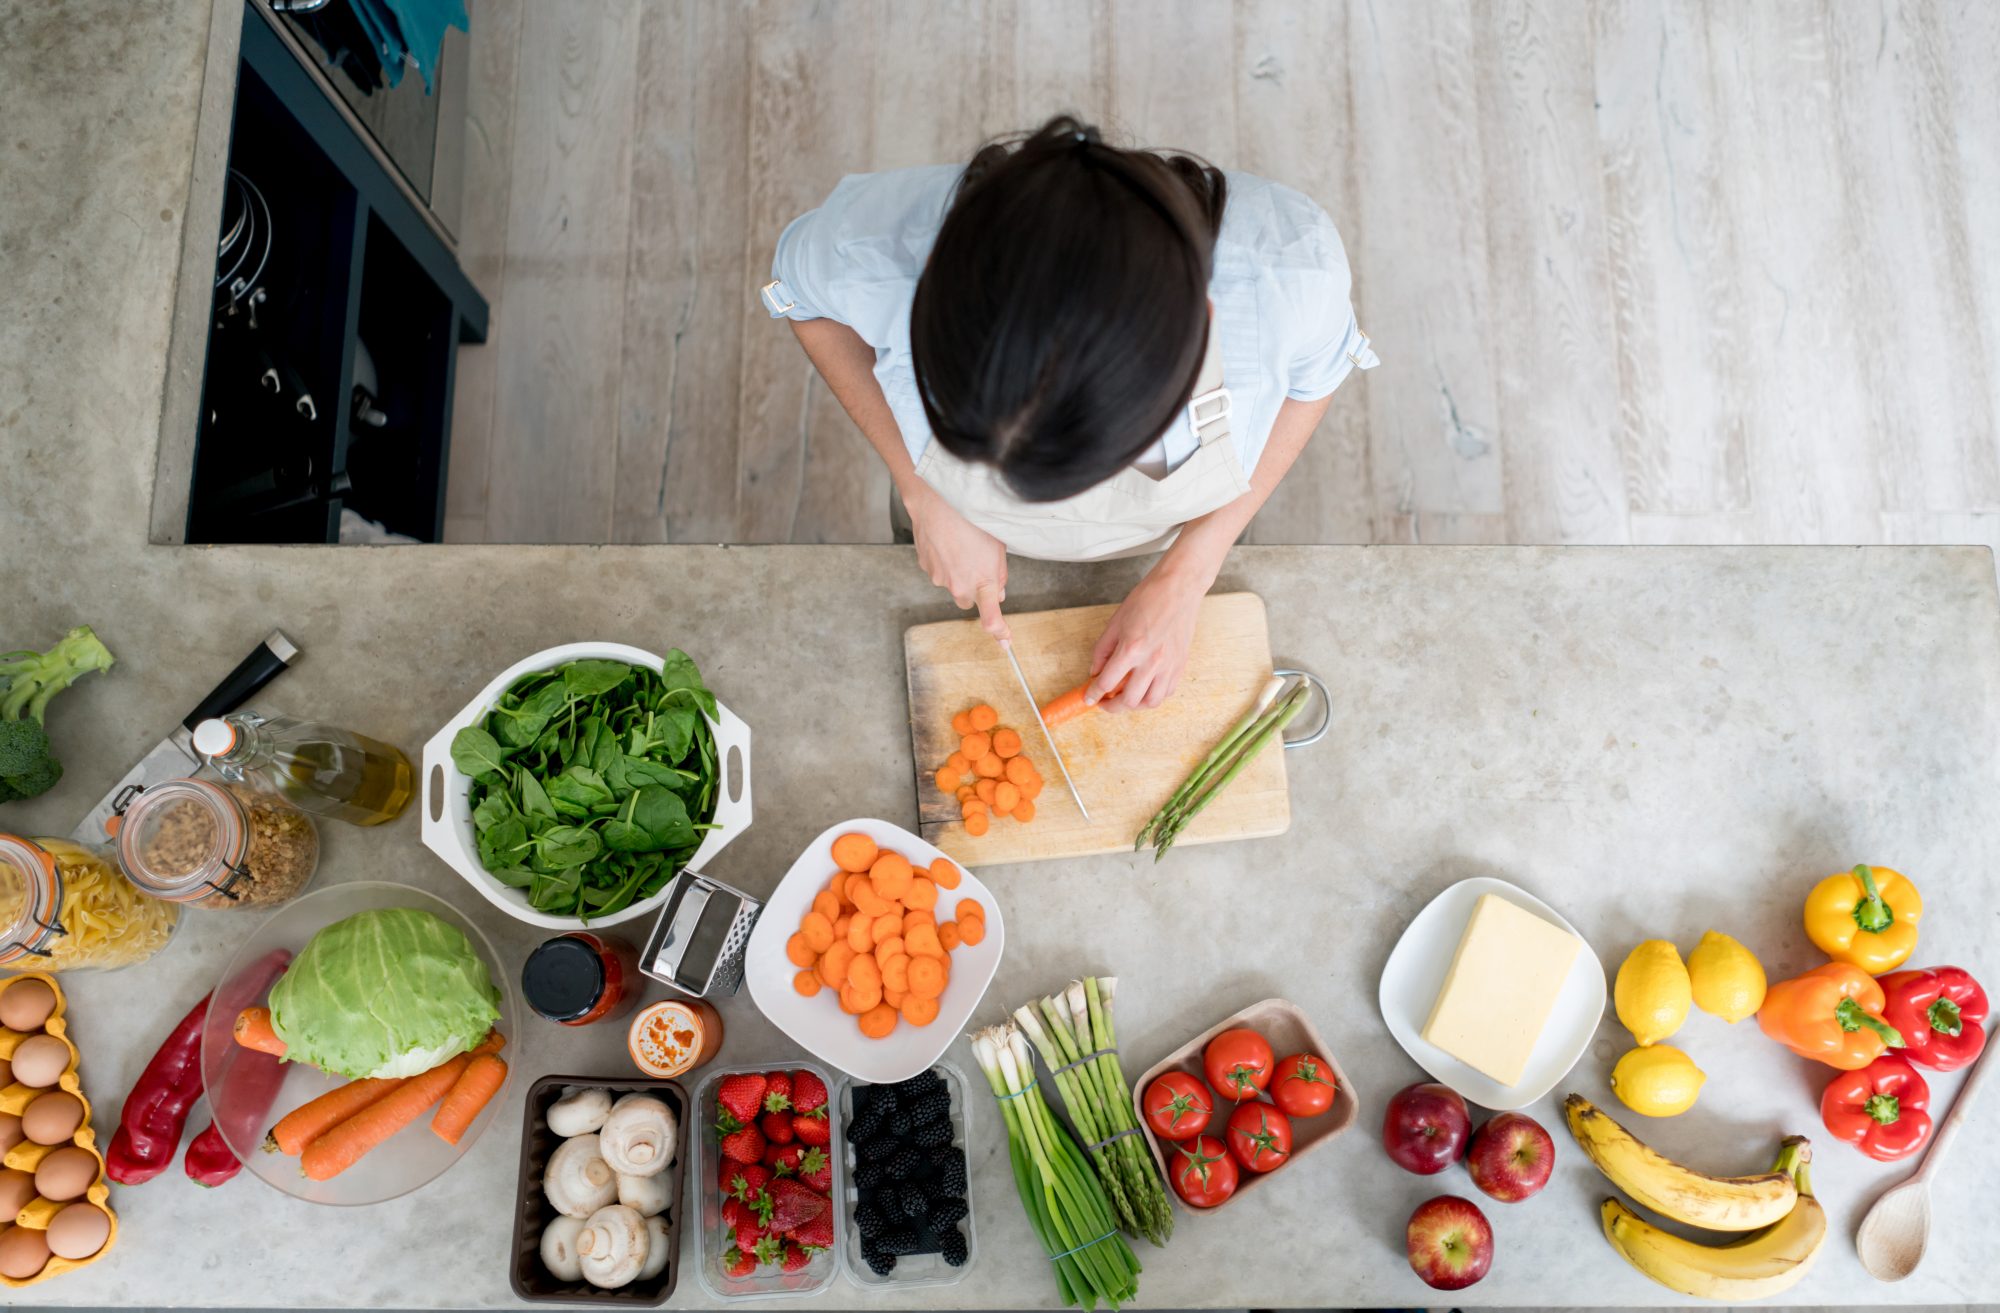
0;835;63;965
521;934;606;1023
114;779;249;902
191;719;239;758
628;1000;705;1077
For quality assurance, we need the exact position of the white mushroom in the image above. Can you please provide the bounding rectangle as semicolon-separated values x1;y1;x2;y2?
617;1170;671;1217
638;1214;671;1281
540;1215;586;1282
544;1135;618;1219
577;1203;649;1289
547;1087;613;1138
599;1094;677;1178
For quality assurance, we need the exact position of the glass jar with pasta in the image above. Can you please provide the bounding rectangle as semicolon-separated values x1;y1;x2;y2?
0;833;180;972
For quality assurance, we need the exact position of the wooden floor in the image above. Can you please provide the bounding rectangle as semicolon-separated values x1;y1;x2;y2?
443;0;2000;550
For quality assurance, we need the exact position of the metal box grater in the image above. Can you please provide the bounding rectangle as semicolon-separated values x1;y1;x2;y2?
640;872;761;997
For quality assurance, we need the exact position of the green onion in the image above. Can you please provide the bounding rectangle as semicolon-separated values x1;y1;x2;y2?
974;1024;1142;1308
1137;675;1310;859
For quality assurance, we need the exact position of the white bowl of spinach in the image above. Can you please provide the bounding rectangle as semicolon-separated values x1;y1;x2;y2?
419;642;752;928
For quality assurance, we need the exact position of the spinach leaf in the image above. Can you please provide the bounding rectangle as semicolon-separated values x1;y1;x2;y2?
564;660;633;699
547;765;614;811
632;785;695;848
533;824;603;869
657;648;718;717
477;817;528;870
516;767;558;820
451;727;510;781
471;792;515;834
529;869;582;911
487;865;537;889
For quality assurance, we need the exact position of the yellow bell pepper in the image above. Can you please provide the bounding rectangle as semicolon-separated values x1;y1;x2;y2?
1804;864;1922;975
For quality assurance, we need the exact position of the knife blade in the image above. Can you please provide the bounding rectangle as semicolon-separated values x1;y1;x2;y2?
69;630;300;843
999;640;1091;823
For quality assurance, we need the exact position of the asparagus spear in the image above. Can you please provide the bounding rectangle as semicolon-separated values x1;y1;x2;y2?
1141;680;1311;857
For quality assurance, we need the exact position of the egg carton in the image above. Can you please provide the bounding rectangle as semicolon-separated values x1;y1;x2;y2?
0;973;118;1288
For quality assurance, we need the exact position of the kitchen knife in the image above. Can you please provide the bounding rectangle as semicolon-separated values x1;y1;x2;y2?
69;630;300;843
999;640;1091;823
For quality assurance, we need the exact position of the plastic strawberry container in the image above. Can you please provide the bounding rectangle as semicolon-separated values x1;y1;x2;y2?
834;1060;977;1289
690;1060;845;1301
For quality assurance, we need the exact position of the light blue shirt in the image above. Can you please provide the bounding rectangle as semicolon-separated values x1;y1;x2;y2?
764;165;1374;474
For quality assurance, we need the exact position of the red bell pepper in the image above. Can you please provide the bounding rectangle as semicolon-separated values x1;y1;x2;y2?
1821;1054;1933;1161
105;992;211;1184
1879;966;1987;1071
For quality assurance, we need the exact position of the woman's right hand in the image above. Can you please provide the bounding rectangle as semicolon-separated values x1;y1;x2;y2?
906;481;1011;642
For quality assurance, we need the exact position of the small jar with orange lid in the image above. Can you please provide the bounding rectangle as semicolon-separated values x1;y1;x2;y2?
628;998;725;1078
0;834;178;972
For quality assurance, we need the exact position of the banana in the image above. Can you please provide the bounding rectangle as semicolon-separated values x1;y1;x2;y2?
1598;1139;1826;1301
1564;1093;1796;1231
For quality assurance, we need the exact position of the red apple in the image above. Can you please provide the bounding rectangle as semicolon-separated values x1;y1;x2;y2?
1405;1195;1494;1291
1466;1111;1555;1202
1382;1081;1471;1175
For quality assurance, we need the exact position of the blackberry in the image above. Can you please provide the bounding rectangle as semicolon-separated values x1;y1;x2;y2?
885;1144;923;1181
925;1194;969;1231
892;1068;943;1101
939;1228;969;1267
905;1086;951;1127
853;1158;886;1189
896;1181;930;1220
853;1200;888;1241
848;1093;889;1142
912;1118;953;1148
862;1246;897;1277
880;1226;922;1256
926;1150;967;1197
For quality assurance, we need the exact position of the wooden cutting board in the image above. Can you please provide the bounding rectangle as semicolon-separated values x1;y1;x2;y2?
904;592;1291;865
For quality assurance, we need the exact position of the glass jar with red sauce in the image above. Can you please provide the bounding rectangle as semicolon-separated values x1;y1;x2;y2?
627;998;725;1078
521;931;640;1027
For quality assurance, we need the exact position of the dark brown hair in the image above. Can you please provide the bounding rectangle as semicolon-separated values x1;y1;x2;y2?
909;115;1227;502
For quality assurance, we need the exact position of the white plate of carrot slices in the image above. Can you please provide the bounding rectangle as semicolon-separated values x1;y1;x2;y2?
745;819;1005;1084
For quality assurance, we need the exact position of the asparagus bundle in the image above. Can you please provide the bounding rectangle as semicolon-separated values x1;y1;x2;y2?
973;1024;1142;1309
1015;978;1172;1247
1136;674;1311;859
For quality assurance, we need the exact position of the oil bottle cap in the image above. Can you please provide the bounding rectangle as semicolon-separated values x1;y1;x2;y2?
191;719;238;758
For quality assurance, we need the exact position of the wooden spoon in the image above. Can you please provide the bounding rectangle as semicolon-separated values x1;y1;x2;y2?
1855;1043;1992;1281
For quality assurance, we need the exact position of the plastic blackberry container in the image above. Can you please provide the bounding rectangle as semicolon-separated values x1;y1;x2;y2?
834;1059;978;1289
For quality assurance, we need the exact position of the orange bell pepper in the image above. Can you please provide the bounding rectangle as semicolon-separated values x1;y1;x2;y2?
1758;962;1906;1069
1802;864;1921;975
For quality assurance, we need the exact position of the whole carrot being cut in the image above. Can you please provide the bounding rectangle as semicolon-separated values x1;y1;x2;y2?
432;1054;508;1146
301;1054;469;1181
1040;677;1129;728
265;1077;406;1156
233;1007;287;1057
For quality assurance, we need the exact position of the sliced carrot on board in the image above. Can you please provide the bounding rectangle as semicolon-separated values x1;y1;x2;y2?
1021;775;1044;800
992;728;1023;758
928;855;962;890
847;913;873;952
975;777;998;805
960;799;986;821
794;969;822;997
959;732;991;761
786;932;817;968
935;767;961;793
955;785;975;802
952;710;974;736
1004;756;1036;787
964;810;990;837
939;920;961;951
994;781;1020;814
948;752;970;774
869;851;914;901
975;753;1004;779
907;956;946;999
902;994;941;1027
957;915;986;947
831;832;878;873
858;1004;899;1039
1014;798;1036;823
904;874;938;911
969;704;999;731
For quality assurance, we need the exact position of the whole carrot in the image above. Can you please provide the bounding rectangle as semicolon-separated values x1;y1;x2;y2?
233;1007;286;1057
301;1056;468;1181
1040;677;1130;728
432;1055;508;1146
264;1077;406;1156
467;1029;507;1059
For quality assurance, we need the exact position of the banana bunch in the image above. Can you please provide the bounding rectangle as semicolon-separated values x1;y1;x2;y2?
1565;1095;1827;1300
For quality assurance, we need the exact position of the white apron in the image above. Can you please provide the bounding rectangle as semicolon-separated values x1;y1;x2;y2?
914;325;1250;562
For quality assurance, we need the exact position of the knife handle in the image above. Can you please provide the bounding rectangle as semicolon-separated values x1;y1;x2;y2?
182;630;300;730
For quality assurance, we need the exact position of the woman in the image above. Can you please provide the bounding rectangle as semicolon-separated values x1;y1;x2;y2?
761;116;1375;711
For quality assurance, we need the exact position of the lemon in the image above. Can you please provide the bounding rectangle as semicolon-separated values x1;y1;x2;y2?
1615;939;1693;1046
1687;930;1767;1023
1610;1044;1705;1116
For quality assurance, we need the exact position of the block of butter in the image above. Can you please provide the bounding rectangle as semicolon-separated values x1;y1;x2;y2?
1420;893;1582;1088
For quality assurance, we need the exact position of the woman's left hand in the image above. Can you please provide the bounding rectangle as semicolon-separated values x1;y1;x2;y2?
1086;561;1212;712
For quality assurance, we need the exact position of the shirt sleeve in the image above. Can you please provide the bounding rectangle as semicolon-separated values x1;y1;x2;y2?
762;166;958;336
1276;200;1376;402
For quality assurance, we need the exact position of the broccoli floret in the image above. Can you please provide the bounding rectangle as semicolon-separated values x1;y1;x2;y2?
0;626;114;804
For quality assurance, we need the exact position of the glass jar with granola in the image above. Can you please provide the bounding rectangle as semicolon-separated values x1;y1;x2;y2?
112;778;319;910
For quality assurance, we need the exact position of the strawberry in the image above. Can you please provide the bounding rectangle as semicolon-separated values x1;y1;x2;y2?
760;1109;795;1144
723;1248;757;1279
753;1235;784;1268
716;1072;768;1126
727;1162;772;1203
720;1123;766;1164
788;1206;835;1250
779;1242;812;1272
791;1109;831;1147
721;1197;750;1233
764;1072;793;1108
795;1145;832;1194
734;1213;768;1253
766;1177;828;1232
764;1142;803;1175
789;1069;828;1117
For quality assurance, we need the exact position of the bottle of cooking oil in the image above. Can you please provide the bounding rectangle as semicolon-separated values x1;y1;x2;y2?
192;710;413;826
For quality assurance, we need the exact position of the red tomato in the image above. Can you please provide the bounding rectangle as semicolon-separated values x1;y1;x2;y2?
1225;1101;1294;1172
1270;1053;1338;1118
1202;1027;1274;1102
1143;1072;1215;1142
1169;1134;1239;1208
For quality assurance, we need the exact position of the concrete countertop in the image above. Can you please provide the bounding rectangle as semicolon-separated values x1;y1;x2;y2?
7;4;2000;1309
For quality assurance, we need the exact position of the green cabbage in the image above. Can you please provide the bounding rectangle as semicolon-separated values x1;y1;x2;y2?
268;908;500;1080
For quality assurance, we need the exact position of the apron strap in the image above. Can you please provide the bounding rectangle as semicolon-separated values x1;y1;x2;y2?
1186;322;1232;449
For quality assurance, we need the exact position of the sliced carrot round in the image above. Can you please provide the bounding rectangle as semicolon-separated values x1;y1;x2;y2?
800;912;834;954
1021;775;1045;800
951;710;974;736
851;878;891;916
994;781;1020;814
969;704;999;731
877;935;905;963
858;1004;898;1038
832;831;878;873
938;920;961;951
928;855;962;890
959;732;991;761
869;851;913;900
879;952;910;994
991;728;1023;758
812;889;842;923
906;923;945;960
820;941;855;987
848;951;882;993
907;955;946;999
935;766;961;793
904;874;938;911
964;810;990;837
975;777;999;805
786;932;817;967
1014;798;1037;823
955;898;983;922
871;911;902;945
955;784;975;802
902;994;941;1027
975;753;1005;779
948;752;971;774
957;914;986;947
1004;756;1036;787
960;798;987;821
794;969;822;997
846;913;873;952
